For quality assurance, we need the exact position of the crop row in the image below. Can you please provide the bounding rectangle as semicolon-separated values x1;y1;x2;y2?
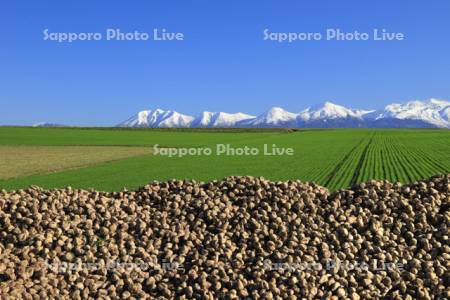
318;131;450;190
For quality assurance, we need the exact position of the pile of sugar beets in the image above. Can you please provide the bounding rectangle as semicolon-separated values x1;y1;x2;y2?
0;174;449;299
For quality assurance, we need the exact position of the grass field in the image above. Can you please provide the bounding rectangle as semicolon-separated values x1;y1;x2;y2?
0;127;448;191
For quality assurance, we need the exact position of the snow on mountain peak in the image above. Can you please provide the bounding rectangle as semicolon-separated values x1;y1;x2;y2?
300;101;372;121
246;107;297;126
191;111;255;127
212;112;255;126
428;98;449;108
379;99;450;127
117;99;450;128
266;107;297;120
118;109;194;128
157;111;194;128
33;122;66;127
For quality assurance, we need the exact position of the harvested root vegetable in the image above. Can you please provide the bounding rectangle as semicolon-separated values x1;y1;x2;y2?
0;174;449;299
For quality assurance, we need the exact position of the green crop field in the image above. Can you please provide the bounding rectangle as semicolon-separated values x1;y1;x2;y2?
0;127;448;191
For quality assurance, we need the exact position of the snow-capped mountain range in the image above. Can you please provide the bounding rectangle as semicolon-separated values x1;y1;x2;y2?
119;109;194;128
33;122;66;127
117;99;450;128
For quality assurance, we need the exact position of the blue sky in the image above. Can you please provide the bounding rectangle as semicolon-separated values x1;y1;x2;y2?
1;0;450;126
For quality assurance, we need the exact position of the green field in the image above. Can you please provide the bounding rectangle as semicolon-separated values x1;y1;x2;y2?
0;127;448;191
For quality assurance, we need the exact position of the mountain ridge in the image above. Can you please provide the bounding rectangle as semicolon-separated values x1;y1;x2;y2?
117;98;450;128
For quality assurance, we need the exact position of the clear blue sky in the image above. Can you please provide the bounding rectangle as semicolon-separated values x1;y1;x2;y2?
1;0;449;126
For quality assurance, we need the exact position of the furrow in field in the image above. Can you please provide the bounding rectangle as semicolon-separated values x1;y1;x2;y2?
379;148;388;179
403;141;449;173
324;133;373;189
381;137;398;182
356;147;370;183
393;136;446;177
388;139;414;183
389;138;412;183
372;137;382;180
311;145;361;185
393;139;435;180
349;133;374;186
